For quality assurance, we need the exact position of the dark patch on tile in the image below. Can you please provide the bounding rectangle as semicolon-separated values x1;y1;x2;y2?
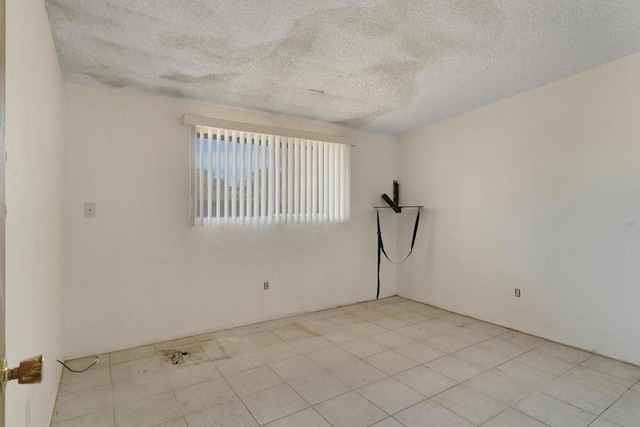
160;349;195;365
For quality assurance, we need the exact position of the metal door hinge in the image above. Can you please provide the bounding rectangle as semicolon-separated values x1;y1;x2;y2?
1;355;43;392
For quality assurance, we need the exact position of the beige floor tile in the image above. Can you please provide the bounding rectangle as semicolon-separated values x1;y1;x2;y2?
59;366;111;395
340;303;368;313
354;309;388;321
297;318;341;335
213;352;264;376
200;341;226;360
581;355;640;383
543;378;618;415
439;313;478;326
111;355;163;383
600;389;640;426
377;304;412;315
497;331;548;349
344;322;387;338
329;360;388;388
269;355;324;381
422;334;470;353
394;366;458;397
322;329;360;344
257;342;301;364
288;336;333;353
111;345;156;364
394;400;474;427
466;322;509;338
370;418;404;427
464;371;535;405
264;408;331;426
242;384;309;425
562;366;632;398
273;325;314;341
114;392;182;427
55;299;640;427
365;350;419;375
241;330;284;348
340;338;389;358
482;408;547;427
372;317;412;330
515;350;577;376
307;346;358;368
288;371;351;405
453;345;510;369
492;360;557;387
225;365;283;396
231;323;267;336
414;306;449;317
589;417;626;427
51;409;114;427
536;342;592;364
113;370;171;406
394;312;431;324
426;355;485;382
394;342;445;364
314;391;387;427
165;361;221;390
515;392;596;427
194;329;234;343
445;327;490;345
184;399;258;427
157;418;187;427
358;377;424;414
476;338;530;359
174;378;237;415
216;335;253;355
420;319;460;333
261;317;297;330
52;384;112;423
369;331;414;348
394;324;437;340
432;384;506;425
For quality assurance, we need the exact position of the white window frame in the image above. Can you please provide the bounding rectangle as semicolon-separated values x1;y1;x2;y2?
184;115;354;226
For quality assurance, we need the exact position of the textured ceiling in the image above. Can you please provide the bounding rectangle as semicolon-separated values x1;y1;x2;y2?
47;0;640;135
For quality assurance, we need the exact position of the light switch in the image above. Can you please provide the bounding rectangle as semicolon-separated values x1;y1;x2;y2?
84;202;96;218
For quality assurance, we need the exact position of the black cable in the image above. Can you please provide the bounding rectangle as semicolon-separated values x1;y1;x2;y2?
56;357;100;373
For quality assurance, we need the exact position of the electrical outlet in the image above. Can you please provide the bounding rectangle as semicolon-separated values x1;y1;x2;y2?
84;202;96;218
264;282;269;290
515;288;521;298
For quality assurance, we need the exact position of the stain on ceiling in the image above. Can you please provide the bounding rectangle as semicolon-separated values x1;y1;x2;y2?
46;0;640;135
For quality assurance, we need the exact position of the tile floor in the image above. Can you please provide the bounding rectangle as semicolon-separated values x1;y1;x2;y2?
51;297;640;426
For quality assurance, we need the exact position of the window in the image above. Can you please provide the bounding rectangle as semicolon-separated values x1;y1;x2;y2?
191;123;351;226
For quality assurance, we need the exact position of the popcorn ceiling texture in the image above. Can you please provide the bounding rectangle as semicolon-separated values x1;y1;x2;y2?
46;0;640;135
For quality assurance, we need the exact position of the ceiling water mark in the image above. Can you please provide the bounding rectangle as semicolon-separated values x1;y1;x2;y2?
46;0;504;128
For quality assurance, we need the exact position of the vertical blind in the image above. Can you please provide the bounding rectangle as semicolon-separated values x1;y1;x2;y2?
192;125;351;226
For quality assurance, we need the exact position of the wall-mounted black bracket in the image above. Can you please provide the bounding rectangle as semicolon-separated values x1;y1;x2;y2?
377;181;422;213
380;180;401;212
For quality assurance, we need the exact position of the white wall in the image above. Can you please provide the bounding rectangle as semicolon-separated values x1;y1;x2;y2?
5;0;66;425
398;52;640;364
64;84;398;357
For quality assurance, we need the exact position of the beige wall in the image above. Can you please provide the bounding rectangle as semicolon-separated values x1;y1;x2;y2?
5;0;66;425
64;84;398;357
398;52;640;363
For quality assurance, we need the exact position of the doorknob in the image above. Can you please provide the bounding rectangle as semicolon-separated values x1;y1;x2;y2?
1;355;43;392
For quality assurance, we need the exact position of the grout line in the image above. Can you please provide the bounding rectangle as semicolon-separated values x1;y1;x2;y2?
54;297;640;426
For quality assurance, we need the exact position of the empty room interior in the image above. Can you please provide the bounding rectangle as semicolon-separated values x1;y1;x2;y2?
4;0;640;426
